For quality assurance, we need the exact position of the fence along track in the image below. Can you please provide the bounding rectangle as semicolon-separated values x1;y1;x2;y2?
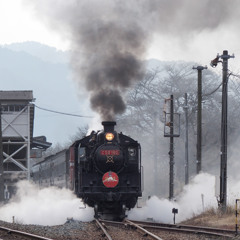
94;218;113;240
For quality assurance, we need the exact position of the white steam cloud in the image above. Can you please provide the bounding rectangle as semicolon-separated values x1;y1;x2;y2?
1;173;240;226
0;181;94;225
129;173;219;223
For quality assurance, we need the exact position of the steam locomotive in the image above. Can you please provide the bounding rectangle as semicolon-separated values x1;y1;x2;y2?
31;121;143;219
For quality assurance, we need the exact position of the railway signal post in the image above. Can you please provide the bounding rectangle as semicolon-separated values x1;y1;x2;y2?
169;95;174;200
210;50;234;212
164;95;180;200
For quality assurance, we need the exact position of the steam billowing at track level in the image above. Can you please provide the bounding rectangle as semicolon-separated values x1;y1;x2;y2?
0;173;239;226
0;181;94;225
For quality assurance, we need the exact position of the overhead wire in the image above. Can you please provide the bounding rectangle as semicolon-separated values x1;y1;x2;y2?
203;72;233;97
35;104;94;118
203;82;222;97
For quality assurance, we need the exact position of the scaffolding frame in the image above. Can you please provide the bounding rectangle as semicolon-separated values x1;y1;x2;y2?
2;104;31;178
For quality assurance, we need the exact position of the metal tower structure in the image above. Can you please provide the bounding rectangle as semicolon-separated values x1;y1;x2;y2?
0;91;34;199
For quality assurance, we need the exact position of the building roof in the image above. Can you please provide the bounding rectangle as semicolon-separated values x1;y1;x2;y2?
31;136;52;149
0;91;34;101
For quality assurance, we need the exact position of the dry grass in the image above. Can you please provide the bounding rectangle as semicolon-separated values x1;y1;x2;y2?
181;206;236;230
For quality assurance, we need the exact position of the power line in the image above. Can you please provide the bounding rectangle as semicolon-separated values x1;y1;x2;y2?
203;72;235;97
203;82;222;96
229;72;240;79
35;105;94;118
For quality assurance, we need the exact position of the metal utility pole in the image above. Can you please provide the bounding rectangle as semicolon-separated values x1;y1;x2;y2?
210;50;234;212
169;95;174;200
184;93;189;185
192;65;207;174
0;104;4;202
219;50;234;212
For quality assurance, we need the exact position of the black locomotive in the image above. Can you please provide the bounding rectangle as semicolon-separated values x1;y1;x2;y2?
31;121;143;219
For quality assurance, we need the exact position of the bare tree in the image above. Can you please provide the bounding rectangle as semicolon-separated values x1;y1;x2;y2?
43;125;88;157
117;60;240;197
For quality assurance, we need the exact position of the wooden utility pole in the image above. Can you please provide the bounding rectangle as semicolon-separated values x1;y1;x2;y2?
193;65;207;174
153;112;158;194
184;93;189;185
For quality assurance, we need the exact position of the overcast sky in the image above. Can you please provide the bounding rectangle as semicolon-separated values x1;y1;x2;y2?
1;0;240;145
0;0;69;50
0;0;239;67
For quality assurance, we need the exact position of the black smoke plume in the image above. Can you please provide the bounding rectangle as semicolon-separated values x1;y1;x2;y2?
24;0;150;120
72;16;147;120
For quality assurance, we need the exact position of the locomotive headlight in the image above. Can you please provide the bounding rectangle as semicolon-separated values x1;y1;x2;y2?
105;133;114;141
128;148;136;156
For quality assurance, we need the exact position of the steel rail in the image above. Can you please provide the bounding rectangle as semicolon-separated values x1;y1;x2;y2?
130;220;234;239
140;224;233;239
131;220;235;235
94;218;112;240
0;226;54;240
125;219;163;240
100;219;234;239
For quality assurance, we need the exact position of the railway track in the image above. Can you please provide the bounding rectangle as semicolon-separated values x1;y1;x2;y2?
0;218;235;239
125;219;163;240
0;225;54;240
131;219;236;236
94;218;113;240
99;218;236;239
95;218;162;239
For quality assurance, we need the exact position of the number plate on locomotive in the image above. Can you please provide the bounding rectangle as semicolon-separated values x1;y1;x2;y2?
100;150;120;155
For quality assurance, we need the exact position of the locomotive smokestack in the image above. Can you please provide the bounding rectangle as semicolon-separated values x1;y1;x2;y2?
102;121;116;132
